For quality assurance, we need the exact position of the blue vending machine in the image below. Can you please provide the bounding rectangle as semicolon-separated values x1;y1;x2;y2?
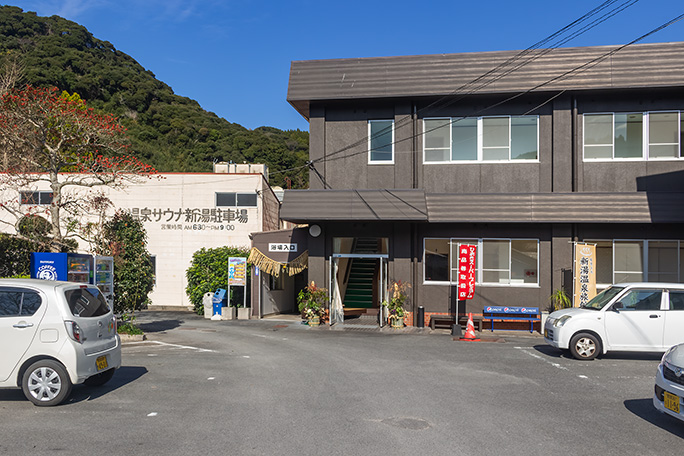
30;252;93;283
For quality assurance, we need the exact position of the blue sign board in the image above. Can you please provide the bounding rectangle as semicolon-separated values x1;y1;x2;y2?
484;306;539;314
30;252;68;281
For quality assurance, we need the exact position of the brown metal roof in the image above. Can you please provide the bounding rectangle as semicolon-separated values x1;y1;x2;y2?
281;190;684;223
426;192;684;223
288;42;684;119
280;189;428;222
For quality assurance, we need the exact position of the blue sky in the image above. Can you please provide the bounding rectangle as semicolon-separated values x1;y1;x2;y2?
12;1;684;132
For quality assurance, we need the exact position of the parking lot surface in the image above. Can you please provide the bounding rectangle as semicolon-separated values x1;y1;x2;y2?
1;311;682;456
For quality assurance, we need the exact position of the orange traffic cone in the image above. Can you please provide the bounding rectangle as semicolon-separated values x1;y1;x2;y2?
459;313;480;342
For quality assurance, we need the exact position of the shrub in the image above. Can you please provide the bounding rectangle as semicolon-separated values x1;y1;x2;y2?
186;246;250;314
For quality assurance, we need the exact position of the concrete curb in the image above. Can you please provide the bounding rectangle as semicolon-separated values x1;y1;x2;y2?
119;333;147;343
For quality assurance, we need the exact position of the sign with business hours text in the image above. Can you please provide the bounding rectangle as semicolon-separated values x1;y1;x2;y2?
228;257;247;286
457;244;477;300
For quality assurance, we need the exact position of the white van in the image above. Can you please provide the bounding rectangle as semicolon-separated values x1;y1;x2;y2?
544;283;684;360
0;279;121;406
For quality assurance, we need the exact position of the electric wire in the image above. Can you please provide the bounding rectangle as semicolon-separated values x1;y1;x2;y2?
312;0;640;166
315;9;684;166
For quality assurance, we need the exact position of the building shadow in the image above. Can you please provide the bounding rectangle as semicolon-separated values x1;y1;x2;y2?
624;398;684;438
137;319;184;333
636;170;684;223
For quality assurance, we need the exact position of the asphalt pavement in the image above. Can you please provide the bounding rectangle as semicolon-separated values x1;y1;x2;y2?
0;310;681;456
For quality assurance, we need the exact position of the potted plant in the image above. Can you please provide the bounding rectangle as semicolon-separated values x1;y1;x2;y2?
549;288;572;312
298;281;328;326
383;280;411;328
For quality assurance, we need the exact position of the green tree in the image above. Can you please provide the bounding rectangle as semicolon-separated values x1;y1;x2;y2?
0;85;157;251
186;246;250;314
96;210;154;315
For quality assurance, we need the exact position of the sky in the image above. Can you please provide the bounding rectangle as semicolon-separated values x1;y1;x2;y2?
10;1;684;132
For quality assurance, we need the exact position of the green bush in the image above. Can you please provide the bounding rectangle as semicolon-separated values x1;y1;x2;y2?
186;246;250;314
96;210;154;315
0;233;74;278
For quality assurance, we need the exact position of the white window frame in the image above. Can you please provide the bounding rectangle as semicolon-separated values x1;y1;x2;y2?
588;239;682;289
583;111;684;162
423;116;539;164
368;119;395;164
422;237;540;287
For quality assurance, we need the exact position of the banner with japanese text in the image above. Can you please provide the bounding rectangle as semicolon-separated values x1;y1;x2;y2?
457;244;477;300
573;243;596;307
228;257;247;286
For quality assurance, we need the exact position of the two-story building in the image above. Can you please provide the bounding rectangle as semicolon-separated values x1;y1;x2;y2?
280;41;684;327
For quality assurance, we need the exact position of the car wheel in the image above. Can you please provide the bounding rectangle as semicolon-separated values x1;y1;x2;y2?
83;368;115;387
21;360;73;406
569;332;600;360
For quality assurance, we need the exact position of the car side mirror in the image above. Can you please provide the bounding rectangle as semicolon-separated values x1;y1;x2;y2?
612;301;623;311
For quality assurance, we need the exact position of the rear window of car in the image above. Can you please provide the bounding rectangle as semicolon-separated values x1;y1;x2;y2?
64;287;110;317
0;288;43;317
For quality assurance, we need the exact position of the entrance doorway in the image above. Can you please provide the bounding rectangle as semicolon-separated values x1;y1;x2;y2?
329;237;389;327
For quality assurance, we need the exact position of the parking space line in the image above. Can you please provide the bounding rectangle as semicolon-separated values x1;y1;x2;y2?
514;346;568;371
124;340;217;353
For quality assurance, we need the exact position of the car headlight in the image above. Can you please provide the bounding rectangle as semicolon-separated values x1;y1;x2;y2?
553;315;572;328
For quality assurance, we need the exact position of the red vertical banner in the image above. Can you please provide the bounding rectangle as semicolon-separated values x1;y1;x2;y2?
457;244;477;300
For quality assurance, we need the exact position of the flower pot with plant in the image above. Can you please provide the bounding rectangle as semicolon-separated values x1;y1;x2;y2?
382;280;411;328
298;281;328;326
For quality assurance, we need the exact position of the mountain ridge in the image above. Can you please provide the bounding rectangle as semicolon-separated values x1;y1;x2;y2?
0;5;309;188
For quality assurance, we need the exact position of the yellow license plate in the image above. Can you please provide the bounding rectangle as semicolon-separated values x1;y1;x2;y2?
664;391;680;414
96;355;108;371
544;329;548;338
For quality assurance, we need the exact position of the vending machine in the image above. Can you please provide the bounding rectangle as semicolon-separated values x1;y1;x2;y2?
94;256;114;307
30;252;93;283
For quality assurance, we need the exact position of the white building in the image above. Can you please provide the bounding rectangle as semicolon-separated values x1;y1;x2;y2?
1;163;280;309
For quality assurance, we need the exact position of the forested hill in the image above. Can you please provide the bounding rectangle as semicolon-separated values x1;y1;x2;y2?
0;6;309;188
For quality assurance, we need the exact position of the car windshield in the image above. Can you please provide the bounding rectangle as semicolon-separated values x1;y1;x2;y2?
582;286;624;310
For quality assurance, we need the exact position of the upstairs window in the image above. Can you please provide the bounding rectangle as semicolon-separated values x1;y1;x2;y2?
215;192;258;207
583;111;684;160
424;116;538;163
20;191;53;205
368;120;394;163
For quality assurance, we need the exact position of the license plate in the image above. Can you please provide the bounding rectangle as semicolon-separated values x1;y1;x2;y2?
664;391;680;414
96;355;108;371
544;329;548;338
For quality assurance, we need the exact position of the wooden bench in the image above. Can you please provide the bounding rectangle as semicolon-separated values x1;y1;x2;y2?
482;306;540;333
430;314;483;331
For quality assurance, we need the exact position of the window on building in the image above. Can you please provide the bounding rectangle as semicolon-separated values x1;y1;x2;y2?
424;116;538;163
583;111;684;160
424;238;539;286
216;192;258;207
587;239;683;286
368;120;394;163
20;191;53;205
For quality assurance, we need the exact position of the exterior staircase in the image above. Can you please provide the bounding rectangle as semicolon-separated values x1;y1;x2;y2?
342;238;379;310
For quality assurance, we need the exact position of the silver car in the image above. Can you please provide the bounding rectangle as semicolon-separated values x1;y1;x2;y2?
0;279;121;406
654;343;684;422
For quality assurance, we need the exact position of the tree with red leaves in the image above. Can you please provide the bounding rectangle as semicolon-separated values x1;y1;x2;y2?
0;85;158;252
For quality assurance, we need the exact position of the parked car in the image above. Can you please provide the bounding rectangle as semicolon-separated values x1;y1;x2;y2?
654;343;684;422
544;283;684;360
0;279;121;406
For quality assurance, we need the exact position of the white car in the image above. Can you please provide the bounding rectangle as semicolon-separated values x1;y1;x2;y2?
0;279;121;406
544;283;684;360
654;343;684;422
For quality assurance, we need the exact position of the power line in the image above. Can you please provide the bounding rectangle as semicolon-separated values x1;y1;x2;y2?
315;9;683;167
314;0;640;166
